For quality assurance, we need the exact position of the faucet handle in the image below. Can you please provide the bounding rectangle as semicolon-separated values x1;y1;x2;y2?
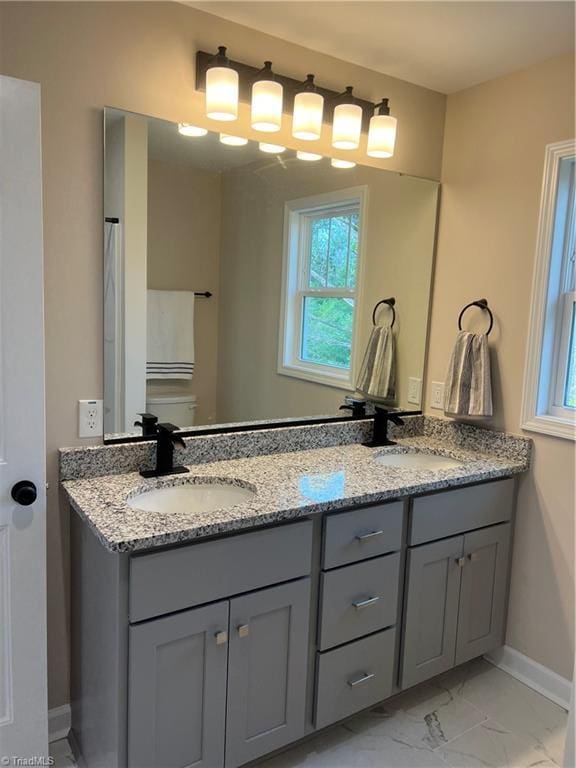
157;422;186;449
134;412;159;436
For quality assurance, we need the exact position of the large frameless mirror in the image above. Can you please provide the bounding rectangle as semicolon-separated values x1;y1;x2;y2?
103;108;438;441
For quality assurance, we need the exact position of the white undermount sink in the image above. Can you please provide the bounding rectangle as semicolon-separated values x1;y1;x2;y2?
127;481;255;515
375;452;463;470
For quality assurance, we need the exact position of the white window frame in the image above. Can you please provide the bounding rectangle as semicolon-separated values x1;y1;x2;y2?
278;187;368;390
521;139;576;440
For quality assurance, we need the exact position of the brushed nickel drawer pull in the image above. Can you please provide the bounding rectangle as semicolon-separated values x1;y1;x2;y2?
214;630;228;646
455;557;466;568
352;596;381;610
467;552;479;562
348;672;375;688
355;530;384;542
237;624;250;638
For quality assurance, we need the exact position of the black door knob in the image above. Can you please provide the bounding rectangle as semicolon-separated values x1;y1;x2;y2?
11;480;37;506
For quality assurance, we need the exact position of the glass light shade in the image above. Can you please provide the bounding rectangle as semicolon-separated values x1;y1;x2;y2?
251;79;283;132
178;123;208;137
259;142;286;153
297;150;322;162
205;66;239;121
292;91;324;140
331;158;356;169
331;102;363;149
219;133;248;146
367;114;397;158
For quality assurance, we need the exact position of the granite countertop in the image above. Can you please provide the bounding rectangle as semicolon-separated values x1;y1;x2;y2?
62;434;530;553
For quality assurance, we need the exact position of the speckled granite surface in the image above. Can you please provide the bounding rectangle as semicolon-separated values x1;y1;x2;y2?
62;427;531;553
60;416;424;481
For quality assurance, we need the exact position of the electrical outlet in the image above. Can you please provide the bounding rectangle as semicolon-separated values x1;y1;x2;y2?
78;399;103;438
431;381;445;410
407;377;422;405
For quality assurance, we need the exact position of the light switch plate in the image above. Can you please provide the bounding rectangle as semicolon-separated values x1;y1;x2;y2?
430;382;445;410
78;399;103;438
407;377;422;405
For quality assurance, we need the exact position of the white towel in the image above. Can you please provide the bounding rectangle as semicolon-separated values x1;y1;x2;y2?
444;331;493;417
147;290;195;380
356;326;396;402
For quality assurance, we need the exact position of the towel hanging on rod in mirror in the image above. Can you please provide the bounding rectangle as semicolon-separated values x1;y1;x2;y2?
372;297;395;328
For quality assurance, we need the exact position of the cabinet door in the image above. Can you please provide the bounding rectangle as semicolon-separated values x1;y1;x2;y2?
401;536;464;689
128;601;229;768
456;523;511;665
226;579;311;768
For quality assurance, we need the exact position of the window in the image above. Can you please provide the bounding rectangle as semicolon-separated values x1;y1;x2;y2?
279;188;367;389
522;140;576;439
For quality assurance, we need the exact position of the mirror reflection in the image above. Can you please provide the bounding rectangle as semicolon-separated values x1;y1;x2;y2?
104;109;438;439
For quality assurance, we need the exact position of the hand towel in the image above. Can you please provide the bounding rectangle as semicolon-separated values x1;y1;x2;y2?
356;325;396;402
444;331;493;417
146;290;195;380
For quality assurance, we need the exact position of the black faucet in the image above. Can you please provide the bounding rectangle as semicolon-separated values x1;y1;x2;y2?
134;412;159;437
364;406;422;447
140;422;190;478
339;397;367;418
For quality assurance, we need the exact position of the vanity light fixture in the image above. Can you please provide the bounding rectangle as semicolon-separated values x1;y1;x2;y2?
259;142;286;153
296;150;322;161
219;133;248;146
196;49;397;158
331;158;356;169
178;123;208;137
251;61;283;132
367;99;397;158
332;87;363;150
205;46;239;122
292;75;324;141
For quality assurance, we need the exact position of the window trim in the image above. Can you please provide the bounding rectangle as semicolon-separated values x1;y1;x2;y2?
521;139;576;440
278;187;368;390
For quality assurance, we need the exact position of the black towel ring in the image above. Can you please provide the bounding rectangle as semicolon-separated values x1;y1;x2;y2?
458;298;494;336
372;297;396;328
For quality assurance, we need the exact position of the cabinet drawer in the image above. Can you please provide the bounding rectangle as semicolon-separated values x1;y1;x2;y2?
315;629;396;730
410;479;514;546
323;502;404;569
318;554;400;651
129;520;313;622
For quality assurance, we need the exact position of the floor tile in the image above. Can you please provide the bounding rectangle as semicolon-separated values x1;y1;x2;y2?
431;660;568;764
437;719;559;768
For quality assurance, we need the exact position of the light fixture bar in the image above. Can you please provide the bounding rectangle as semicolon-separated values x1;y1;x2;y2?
196;49;376;132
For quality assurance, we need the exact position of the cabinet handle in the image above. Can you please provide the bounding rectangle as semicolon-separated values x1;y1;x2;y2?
237;624;250;638
455;557;466;568
467;552;479;562
215;630;228;646
352;596;381;610
348;672;375;688
355;530;384;542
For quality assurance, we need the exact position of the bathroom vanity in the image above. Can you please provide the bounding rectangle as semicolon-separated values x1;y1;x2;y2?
63;418;529;768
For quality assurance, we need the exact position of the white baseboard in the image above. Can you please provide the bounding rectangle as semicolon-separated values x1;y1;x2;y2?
48;703;71;743
485;645;572;711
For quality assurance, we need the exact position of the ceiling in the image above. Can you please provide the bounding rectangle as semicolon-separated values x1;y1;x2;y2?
187;1;575;93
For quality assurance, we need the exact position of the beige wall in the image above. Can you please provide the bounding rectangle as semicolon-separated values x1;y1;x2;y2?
426;52;575;679
147;158;222;425
218;161;438;421
0;1;446;709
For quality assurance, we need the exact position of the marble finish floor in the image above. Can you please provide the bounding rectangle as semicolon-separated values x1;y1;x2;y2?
51;659;568;768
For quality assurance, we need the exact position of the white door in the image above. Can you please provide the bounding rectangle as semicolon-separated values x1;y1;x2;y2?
0;76;48;759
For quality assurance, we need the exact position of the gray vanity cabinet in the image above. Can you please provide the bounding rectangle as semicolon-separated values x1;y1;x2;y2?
401;521;512;689
455;523;511;665
226;579;311;767
128;600;229;768
401;536;464;688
